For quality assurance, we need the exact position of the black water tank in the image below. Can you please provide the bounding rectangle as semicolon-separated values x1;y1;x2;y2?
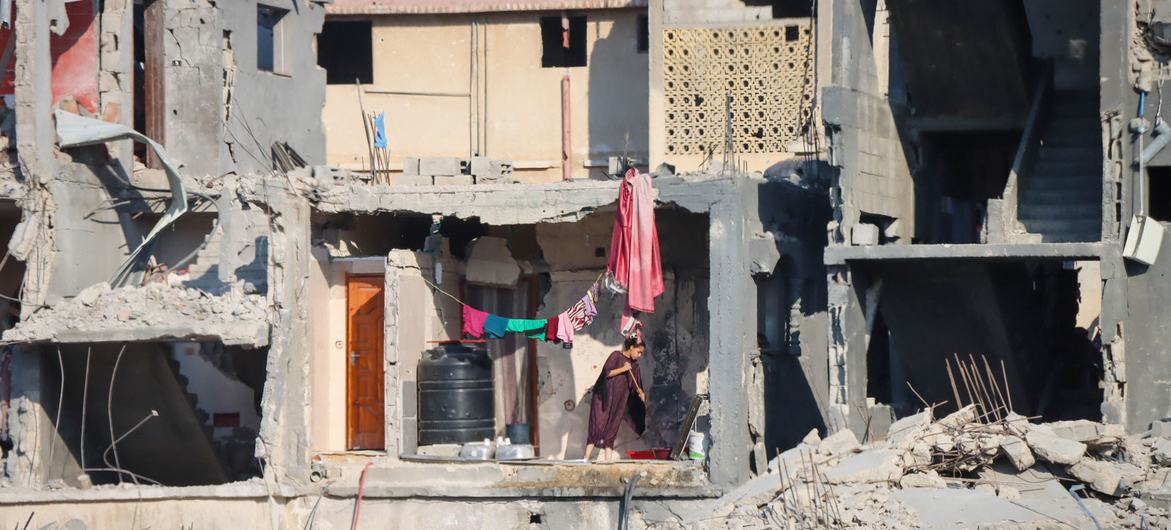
417;343;495;445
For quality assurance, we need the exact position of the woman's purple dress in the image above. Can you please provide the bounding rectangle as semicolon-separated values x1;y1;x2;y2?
587;351;643;448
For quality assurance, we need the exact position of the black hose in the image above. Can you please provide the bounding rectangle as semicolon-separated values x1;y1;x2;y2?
617;473;642;530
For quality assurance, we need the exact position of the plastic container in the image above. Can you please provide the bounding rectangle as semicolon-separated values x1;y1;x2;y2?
506;423;531;445
459;441;494;460
495;444;535;461
418;343;495;446
688;431;706;461
627;447;673;460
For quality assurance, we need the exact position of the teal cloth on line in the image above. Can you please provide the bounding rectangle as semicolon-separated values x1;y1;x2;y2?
504;318;549;340
484;314;509;338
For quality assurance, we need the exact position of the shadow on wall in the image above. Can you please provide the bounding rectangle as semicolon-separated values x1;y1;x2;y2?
587;14;649;175
757;179;832;454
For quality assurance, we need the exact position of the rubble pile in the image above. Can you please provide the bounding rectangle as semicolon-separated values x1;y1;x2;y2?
3;282;270;346
682;407;1171;529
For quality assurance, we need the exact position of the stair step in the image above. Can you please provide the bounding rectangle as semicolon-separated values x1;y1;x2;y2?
1021;175;1100;190
1036;145;1102;162
1019;203;1102;219
1017;217;1101;231
1019;188;1101;205
1049;92;1098;114
1032;158;1100;175
1043;119;1100;143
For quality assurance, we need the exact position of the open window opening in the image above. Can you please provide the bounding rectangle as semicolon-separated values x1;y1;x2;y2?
861;259;1103;431
913;132;1018;244
257;4;289;74
636;15;648;53
308;207;712;468
37;341;267;487
539;15;587;68
770;0;813;19
0;200;25;454
1147;166;1171;222
318;20;373;85
128;209;231;292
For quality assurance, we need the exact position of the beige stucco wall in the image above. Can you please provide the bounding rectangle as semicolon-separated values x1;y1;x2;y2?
322;10;650;182
308;251;392;452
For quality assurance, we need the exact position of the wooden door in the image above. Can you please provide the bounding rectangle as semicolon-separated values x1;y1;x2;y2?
347;276;385;450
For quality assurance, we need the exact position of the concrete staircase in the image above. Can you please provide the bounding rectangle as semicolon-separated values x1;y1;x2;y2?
1017;91;1102;242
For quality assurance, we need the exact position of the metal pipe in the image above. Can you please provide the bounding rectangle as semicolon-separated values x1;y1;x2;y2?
1142;118;1171;163
561;75;571;181
365;89;470;98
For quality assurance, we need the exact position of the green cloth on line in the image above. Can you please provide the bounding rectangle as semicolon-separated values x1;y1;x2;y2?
505;318;548;340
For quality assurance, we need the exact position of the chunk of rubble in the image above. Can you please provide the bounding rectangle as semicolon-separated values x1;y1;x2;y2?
1048;419;1126;448
1152;438;1171;467
824;446;904;484
886;410;931;448
1068;458;1144;496
998;434;1035;471
817;428;860;457
899;470;945;489
3;282;270;346
937;404;978;429
1025;424;1087;465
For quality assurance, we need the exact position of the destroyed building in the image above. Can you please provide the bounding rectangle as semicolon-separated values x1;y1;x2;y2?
0;0;1165;528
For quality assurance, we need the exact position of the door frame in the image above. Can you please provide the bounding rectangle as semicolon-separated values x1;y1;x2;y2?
345;274;386;451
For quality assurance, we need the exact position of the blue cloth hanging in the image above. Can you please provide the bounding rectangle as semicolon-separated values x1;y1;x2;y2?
373;112;387;149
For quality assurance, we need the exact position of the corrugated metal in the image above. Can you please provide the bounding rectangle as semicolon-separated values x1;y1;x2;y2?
326;0;645;15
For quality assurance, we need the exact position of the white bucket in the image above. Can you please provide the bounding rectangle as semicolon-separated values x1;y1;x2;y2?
687;431;706;461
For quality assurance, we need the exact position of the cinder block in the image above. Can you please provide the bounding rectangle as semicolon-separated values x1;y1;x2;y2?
469;156;491;177
418;156;461;176
433;175;475;186
851;223;879;246
402;379;417;418
402;157;421;176
401;417;418;455
395;174;433;186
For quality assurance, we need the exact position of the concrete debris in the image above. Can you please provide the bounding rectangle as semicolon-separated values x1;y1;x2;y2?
1025;424;1087;465
682;410;1171;529
1153;438;1171;466
1068;458;1144;496
817;428;860;457
998;434;1035;471
2;282;269;346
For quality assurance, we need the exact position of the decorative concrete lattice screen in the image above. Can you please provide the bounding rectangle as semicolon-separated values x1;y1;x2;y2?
662;23;812;156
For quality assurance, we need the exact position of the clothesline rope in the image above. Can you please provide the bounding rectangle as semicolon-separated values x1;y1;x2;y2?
418;271;606;319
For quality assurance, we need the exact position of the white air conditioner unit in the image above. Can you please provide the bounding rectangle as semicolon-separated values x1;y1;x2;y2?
1123;215;1165;265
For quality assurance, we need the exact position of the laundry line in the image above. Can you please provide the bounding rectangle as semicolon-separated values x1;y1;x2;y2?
419;272;606;344
418;271;604;318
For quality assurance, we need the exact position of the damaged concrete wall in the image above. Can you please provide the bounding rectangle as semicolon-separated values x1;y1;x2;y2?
533;210;710;459
164;0;326;178
1122;233;1171;432
821;0;914;243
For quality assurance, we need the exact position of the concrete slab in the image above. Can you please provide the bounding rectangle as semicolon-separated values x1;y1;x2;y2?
824;242;1106;265
892;486;1095;528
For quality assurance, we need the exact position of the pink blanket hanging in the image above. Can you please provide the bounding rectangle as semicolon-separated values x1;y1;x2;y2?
606;168;664;313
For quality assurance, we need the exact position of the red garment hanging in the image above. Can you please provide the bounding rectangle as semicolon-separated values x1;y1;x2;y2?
606;168;664;313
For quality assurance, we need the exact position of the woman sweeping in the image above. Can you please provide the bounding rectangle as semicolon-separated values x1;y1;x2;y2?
583;334;647;462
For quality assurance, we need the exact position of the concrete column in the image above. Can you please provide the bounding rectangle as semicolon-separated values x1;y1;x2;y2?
706;180;756;488
257;188;312;481
4;346;47;485
384;252;405;458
